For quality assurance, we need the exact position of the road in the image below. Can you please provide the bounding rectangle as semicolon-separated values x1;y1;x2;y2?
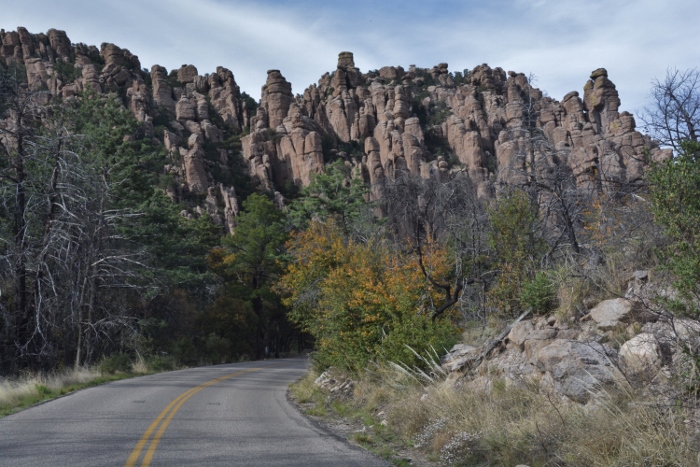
0;358;389;466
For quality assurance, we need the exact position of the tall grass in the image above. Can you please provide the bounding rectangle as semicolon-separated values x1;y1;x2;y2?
388;376;697;466
294;357;700;466
0;364;149;417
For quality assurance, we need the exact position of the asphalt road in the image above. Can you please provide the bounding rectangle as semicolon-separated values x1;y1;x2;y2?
0;358;389;466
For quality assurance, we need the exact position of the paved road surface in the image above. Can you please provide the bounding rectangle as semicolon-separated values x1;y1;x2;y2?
0;358;388;466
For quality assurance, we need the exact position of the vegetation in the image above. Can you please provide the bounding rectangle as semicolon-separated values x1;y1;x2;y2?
279;220;458;372
284;65;700;465
648;139;700;314
208;194;290;359
291;364;697;466
287;160;369;233
53;59;81;83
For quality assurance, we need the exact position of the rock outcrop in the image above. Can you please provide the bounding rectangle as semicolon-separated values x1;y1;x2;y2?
0;27;256;233
0;27;670;235
240;51;666;206
440;281;700;403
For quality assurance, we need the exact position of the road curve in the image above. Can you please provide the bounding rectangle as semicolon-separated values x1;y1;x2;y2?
0;358;389;466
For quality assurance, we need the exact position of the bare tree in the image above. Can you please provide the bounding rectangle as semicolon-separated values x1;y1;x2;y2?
0;63;46;369
381;172;490;320
641;67;700;151
1;79;152;370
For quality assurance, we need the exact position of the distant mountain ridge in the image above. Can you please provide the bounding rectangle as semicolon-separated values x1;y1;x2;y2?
0;27;671;231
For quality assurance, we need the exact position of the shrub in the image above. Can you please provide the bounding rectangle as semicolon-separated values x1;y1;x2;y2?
99;353;132;374
520;271;556;314
147;355;177;372
648;140;700;315
205;333;231;364
54;59;81;83
486;189;546;316
279;220;459;373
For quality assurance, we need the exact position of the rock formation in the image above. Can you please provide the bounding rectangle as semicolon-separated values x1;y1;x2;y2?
439;272;700;403
0;27;671;235
0;27;257;233
240;51;668;206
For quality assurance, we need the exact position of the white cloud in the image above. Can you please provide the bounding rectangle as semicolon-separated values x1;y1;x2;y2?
2;0;697;115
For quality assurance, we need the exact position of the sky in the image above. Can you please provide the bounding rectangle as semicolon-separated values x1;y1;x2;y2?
2;0;698;116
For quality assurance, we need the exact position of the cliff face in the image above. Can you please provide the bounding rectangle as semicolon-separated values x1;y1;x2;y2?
243;53;671;203
0;27;671;230
1;27;256;232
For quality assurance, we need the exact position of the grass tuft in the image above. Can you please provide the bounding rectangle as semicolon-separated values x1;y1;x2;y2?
0;365;149;418
292;360;700;466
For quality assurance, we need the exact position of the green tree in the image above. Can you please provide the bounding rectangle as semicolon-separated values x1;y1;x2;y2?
648;140;700;312
0;86;223;371
288;160;369;233
209;194;289;358
486;189;547;316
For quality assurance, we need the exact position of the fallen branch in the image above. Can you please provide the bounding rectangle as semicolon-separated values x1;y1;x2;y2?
468;309;531;372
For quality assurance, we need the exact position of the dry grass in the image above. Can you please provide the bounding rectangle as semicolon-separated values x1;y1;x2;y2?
295;357;700;466
0;363;150;417
289;371;322;404
0;367;99;415
381;369;699;466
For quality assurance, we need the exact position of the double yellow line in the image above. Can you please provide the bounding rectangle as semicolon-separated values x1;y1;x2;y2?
124;368;261;467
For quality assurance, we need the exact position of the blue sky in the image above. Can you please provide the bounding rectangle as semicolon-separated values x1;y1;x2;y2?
3;0;698;116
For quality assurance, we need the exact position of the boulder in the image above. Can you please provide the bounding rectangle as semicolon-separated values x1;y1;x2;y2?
441;344;478;372
47;29;71;59
208;67;245;131
151;65;175;114
177;64;198;84
100;43;126;67
176;95;196;121
534;339;621;403
262;69;293;130
584;298;656;331
618;333;663;380
183;148;209;194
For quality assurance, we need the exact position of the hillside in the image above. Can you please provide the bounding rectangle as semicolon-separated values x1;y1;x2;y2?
0;27;670;221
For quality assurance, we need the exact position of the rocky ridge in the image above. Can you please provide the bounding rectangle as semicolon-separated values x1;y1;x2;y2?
0;27;672;232
440;272;700;404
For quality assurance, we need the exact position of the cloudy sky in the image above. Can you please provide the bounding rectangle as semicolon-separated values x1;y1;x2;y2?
3;0;697;115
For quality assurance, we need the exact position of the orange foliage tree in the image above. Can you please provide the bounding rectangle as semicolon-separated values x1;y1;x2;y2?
278;220;458;372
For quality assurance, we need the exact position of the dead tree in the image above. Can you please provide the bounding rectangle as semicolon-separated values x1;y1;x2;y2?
0;63;46;369
641;67;700;151
381;172;490;320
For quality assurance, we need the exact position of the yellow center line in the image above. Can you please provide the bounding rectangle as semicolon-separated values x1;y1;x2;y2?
124;368;261;467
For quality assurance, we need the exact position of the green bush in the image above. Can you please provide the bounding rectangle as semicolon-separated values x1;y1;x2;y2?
486;189;546;316
54;59;81;83
520;271;556;314
147;355;177;372
99;353;132;374
648;140;700;315
172;337;199;367
205;333;231;364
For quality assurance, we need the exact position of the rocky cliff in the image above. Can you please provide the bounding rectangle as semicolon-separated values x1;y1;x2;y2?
0;27;671;231
245;53;671;202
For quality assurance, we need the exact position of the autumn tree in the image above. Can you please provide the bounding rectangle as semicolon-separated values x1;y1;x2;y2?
381;173;490;320
279;219;458;372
